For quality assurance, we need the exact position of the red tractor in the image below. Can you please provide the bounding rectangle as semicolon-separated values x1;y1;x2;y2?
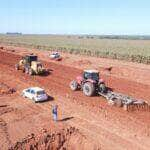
70;70;107;96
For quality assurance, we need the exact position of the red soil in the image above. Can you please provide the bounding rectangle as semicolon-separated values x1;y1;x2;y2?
0;83;16;96
0;50;150;101
10;127;94;150
0;46;150;149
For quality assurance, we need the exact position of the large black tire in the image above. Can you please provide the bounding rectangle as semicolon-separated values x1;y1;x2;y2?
83;82;95;96
70;80;78;91
115;99;123;107
99;83;107;93
29;69;34;76
15;64;19;70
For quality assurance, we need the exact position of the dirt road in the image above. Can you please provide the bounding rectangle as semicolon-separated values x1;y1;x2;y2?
0;47;150;150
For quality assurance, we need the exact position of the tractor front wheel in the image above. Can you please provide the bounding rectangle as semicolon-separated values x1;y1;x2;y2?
70;80;78;91
29;69;34;76
83;82;95;96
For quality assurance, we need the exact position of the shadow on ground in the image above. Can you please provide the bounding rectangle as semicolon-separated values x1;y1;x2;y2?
59;117;74;122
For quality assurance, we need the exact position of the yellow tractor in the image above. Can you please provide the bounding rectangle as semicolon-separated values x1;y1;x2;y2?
15;54;46;75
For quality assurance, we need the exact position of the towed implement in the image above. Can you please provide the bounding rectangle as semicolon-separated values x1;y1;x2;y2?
15;54;46;75
70;69;150;111
99;90;149;111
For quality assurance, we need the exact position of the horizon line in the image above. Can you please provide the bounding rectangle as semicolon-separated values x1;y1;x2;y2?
1;33;150;36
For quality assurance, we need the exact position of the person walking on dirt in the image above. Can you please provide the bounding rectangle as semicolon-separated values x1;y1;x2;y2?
52;105;58;122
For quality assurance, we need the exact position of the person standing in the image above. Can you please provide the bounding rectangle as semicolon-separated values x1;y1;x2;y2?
52;105;58;122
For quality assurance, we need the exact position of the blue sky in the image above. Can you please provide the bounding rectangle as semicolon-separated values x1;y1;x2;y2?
0;0;150;34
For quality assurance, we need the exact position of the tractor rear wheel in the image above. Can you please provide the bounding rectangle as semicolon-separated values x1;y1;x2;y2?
83;82;95;96
70;80;78;91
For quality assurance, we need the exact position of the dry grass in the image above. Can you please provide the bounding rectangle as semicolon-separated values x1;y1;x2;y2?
0;34;150;64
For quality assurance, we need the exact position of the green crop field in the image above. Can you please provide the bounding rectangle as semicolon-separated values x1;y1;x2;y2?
0;34;150;64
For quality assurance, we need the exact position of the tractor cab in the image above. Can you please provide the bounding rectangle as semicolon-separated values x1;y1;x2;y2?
23;55;37;65
70;69;107;96
83;70;99;82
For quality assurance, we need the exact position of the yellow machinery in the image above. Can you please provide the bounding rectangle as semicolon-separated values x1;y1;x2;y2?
15;54;45;75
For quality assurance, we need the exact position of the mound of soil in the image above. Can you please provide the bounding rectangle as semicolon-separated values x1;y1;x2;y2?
0;118;7;127
74;60;92;65
0;105;16;116
0;83;16;96
9;126;96;150
8;49;15;53
100;66;113;74
1;46;15;52
0;46;4;50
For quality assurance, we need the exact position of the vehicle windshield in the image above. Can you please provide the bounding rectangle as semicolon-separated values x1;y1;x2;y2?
84;72;99;81
36;90;45;95
30;56;37;61
54;53;59;57
25;55;37;64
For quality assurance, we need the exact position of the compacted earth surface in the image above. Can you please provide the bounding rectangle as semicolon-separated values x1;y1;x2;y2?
0;45;150;150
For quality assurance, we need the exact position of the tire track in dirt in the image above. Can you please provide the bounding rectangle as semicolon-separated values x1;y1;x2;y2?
1;51;150;149
36;96;150;150
1;50;150;101
0;118;12;146
0;51;150;123
0;51;150;118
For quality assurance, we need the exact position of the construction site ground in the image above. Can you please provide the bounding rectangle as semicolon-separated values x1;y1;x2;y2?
0;45;150;150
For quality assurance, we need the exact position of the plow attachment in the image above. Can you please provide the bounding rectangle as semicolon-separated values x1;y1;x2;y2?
99;91;150;112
